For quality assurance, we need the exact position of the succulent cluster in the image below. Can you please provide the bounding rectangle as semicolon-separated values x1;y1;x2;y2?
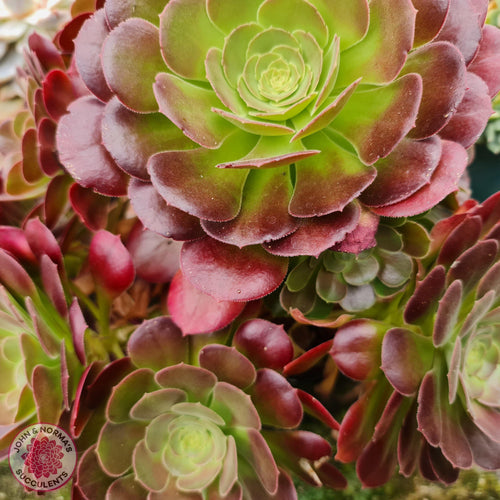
0;1;499;498
330;192;500;487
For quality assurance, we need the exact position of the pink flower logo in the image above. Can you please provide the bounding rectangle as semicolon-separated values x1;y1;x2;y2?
22;436;64;479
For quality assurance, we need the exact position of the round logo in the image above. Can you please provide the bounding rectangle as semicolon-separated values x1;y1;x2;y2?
8;423;76;492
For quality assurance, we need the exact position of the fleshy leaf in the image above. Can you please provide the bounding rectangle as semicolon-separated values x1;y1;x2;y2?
371;139;467;217
102;97;195;180
199;345;256;389
412;0;450;46
202;167;299;247
104;0;166;27
331;320;384;381
250;368;303;428
89;230;135;298
147;135;253;222
102;18;165;112
128;316;189;371
106;369;157;423
167;270;245;335
331;73;422;165
257;0;328;47
56;96;129;196
207;0;261;33
469;25;500;98
181;237;288;301
290;132;376;217
434;0;483;64
73;9;112;101
155;364;217;403
97;421;147;477
130;389;186;421
308;0;369;49
160;0;224;80
403;41;466;140
404;265;446;324
233;319;294;370
128;179;204;240
264;202;360;257
210;381;261;428
154;72;234;149
336;0;416;85
447;240;498;295
381;328;433;395
433;280;462;347
439;72;492;149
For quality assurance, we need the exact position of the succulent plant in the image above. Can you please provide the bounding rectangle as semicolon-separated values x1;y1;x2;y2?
51;0;500;302
280;215;431;323
330;191;500;487
72;317;345;499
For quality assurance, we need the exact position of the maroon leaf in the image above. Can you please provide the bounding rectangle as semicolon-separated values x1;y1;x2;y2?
404;265;446;324
412;0;450;46
439;71;492;148
73;9;112;101
127;222;181;283
199;345;256;389
69;184;110;231
447;239;498;294
56;96;129;196
89;230;135;298
331;319;384;381
0;249;37;297
284;340;333;377
25;218;62;267
128;179;204;241
43;69;84;122
434;0;483;64
433;279;462;346
404;41;466;140
40;255;68;319
469;24;500;97
167;270;245;335
102;97;195;181
264;203;360;257
0;226;36;263
371;139;468;217
436;215;482;267
336;380;392;463
181;237;288;302
250;369;303;429
233;319;293;370
127;316;189;371
296;389;340;430
381;328;433;395
102;18;165;112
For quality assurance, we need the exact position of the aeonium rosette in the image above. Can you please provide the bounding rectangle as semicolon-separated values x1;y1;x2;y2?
329;192;500;488
72;317;345;499
54;0;500;302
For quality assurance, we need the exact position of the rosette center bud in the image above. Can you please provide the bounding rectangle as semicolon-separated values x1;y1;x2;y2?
464;330;500;401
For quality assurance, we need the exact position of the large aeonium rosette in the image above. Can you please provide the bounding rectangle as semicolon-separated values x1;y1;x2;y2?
54;0;500;302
